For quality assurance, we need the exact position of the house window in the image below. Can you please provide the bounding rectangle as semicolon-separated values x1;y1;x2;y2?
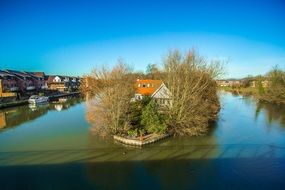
138;84;141;87
147;84;150;87
142;84;146;87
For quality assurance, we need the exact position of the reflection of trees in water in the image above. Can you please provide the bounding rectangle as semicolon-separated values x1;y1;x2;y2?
255;101;285;128
1;105;49;129
0;98;83;130
85;94;109;137
242;95;256;107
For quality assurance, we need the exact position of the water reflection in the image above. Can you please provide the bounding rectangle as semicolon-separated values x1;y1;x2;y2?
54;104;63;111
0;98;83;131
28;103;49;111
255;101;285;128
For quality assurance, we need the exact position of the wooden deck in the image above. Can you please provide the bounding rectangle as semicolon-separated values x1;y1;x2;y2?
114;133;171;146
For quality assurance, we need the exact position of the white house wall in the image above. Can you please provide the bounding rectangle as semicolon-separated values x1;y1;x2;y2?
53;76;61;82
151;84;171;99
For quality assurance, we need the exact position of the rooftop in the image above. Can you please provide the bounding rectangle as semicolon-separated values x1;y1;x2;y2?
134;79;163;96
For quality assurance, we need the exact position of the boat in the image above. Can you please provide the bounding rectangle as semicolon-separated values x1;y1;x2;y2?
28;95;49;104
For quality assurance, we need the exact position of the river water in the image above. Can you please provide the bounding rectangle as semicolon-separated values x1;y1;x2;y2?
0;92;285;189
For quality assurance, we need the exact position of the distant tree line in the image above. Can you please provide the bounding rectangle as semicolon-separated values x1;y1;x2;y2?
221;66;285;105
259;66;285;104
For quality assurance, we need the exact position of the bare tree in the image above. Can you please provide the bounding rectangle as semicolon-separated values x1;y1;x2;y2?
145;63;161;79
86;60;135;136
162;49;223;136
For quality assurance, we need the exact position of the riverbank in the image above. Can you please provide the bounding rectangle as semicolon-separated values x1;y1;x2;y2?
221;86;285;105
220;86;258;96
0;92;80;109
48;92;80;100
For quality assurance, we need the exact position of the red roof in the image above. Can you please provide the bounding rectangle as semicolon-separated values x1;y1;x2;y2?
134;79;163;96
46;76;57;83
32;72;45;77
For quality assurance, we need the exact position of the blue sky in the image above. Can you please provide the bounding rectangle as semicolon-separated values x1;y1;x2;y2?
0;0;285;78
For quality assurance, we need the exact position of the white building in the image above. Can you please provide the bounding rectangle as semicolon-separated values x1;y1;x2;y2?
134;79;171;107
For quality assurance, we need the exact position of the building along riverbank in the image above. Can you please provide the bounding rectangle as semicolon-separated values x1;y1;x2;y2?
0;92;80;109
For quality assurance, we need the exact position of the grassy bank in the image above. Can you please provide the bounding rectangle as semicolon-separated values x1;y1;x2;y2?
221;67;285;105
221;86;285;105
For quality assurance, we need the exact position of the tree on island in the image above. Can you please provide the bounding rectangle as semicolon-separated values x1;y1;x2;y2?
84;49;224;137
141;100;167;134
145;63;162;79
161;50;223;136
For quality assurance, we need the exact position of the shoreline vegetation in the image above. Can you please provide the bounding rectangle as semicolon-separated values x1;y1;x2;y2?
221;67;285;105
82;49;224;145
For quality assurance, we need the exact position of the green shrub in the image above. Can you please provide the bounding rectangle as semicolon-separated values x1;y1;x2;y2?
127;129;138;137
141;100;167;134
127;96;152;128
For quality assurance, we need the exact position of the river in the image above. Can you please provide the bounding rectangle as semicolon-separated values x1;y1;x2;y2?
0;92;285;189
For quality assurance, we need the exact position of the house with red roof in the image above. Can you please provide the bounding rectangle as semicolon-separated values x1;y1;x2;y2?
0;70;18;98
133;79;171;106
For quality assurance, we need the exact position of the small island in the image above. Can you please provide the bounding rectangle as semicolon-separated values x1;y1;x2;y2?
83;50;223;146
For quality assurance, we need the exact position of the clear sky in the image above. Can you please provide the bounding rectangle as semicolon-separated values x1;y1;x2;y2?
0;0;285;78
